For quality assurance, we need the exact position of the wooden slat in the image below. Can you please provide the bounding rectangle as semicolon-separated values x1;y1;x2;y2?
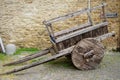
43;3;107;25
54;22;91;37
87;11;93;25
56;22;108;43
95;31;115;41
90;3;106;11
101;3;107;22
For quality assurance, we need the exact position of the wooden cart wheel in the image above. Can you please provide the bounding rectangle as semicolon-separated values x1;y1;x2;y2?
72;38;105;70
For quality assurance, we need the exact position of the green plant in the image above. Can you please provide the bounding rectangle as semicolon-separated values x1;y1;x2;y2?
0;48;39;61
0;53;8;60
15;48;39;55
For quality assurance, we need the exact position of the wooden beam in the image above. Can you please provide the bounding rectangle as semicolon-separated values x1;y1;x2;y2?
56;22;108;43
88;0;91;10
102;3;107;22
43;3;107;25
54;22;91;37
87;11;93;25
90;3;106;11
95;31;115;41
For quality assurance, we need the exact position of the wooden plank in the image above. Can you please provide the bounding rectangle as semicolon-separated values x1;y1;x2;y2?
95;31;115;41
54;22;91;37
43;3;107;25
87;11;93;25
102;3;107;22
90;3;106;11
56;22;108;43
87;0;91;10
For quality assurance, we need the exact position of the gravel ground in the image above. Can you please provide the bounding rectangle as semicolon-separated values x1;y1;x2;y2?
0;51;120;80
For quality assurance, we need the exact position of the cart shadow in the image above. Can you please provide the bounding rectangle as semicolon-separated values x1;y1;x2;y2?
15;57;76;76
46;57;75;69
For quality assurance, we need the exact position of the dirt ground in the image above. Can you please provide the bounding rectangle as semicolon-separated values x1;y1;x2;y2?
0;51;120;80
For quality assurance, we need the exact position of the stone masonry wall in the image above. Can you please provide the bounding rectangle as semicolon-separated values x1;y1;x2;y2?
0;0;120;49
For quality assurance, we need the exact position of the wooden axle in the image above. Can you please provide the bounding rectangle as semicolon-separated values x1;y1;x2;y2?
84;50;94;59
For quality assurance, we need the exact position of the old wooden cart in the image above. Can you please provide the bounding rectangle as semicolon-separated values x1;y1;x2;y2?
1;3;115;75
